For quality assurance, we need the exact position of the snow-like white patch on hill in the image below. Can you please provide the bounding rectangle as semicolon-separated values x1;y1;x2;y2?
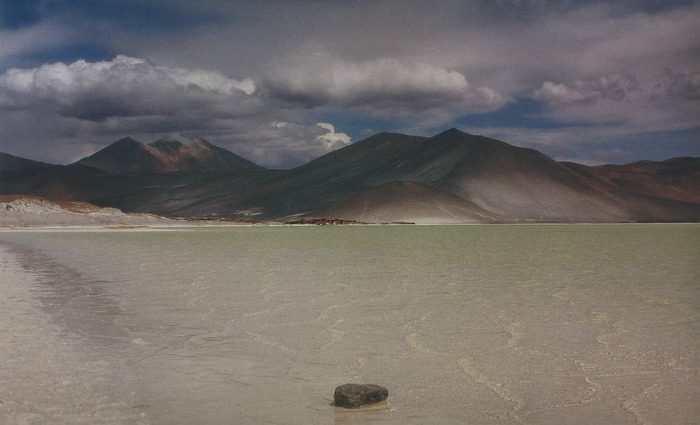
0;197;171;227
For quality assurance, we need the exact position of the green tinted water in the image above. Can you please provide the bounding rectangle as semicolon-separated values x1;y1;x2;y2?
1;225;698;424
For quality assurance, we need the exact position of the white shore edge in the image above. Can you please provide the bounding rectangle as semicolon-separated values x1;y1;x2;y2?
1;222;697;232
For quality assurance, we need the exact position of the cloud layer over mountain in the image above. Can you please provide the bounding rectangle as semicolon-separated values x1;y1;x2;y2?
0;0;698;167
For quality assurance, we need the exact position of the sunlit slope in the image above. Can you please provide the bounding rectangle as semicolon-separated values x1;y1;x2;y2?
317;181;501;224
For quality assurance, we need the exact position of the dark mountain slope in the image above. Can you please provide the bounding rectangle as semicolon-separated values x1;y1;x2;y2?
560;159;700;222
88;169;284;216
436;134;633;222
0;152;53;173
77;137;161;173
290;129;699;222
199;128;631;222
1;161;276;216
588;158;700;203
165;130;484;218
0;164;106;201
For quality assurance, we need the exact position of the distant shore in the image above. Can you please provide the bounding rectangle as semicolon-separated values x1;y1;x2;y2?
0;196;421;228
3;222;699;232
2;196;697;229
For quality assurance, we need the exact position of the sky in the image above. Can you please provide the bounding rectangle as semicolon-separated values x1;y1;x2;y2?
0;0;698;168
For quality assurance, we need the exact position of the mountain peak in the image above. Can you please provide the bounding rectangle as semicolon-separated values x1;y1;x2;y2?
76;136;263;173
113;136;141;145
149;139;184;154
434;128;474;138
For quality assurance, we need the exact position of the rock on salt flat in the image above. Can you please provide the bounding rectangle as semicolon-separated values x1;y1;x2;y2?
334;384;389;408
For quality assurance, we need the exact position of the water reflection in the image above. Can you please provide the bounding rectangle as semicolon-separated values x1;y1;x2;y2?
7;243;128;348
0;242;146;424
334;401;393;425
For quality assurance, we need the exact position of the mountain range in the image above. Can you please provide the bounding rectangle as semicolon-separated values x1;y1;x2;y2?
1;129;699;223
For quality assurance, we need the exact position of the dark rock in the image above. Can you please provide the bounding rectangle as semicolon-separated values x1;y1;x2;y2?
285;217;364;225
333;383;388;408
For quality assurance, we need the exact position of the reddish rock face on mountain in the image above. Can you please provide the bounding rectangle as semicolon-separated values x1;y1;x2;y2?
76;137;262;173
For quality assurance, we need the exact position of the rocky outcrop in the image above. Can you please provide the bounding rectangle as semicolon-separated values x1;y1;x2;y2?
284;218;365;225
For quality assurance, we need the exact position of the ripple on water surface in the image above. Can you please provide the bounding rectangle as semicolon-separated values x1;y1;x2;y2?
0;224;698;424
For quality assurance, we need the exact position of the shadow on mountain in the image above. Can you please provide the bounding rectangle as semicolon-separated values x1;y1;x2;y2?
2;129;699;223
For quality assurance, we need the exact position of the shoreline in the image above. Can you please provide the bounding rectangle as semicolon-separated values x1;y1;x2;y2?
1;221;698;232
3;196;698;229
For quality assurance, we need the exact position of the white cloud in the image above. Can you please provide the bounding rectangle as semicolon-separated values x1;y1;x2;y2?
534;81;600;106
230;122;352;168
531;70;700;136
167;68;255;96
533;74;640;106
0;55;258;120
315;123;351;150
266;58;511;115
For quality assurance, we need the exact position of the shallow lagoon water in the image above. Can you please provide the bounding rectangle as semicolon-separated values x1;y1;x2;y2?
1;225;698;424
